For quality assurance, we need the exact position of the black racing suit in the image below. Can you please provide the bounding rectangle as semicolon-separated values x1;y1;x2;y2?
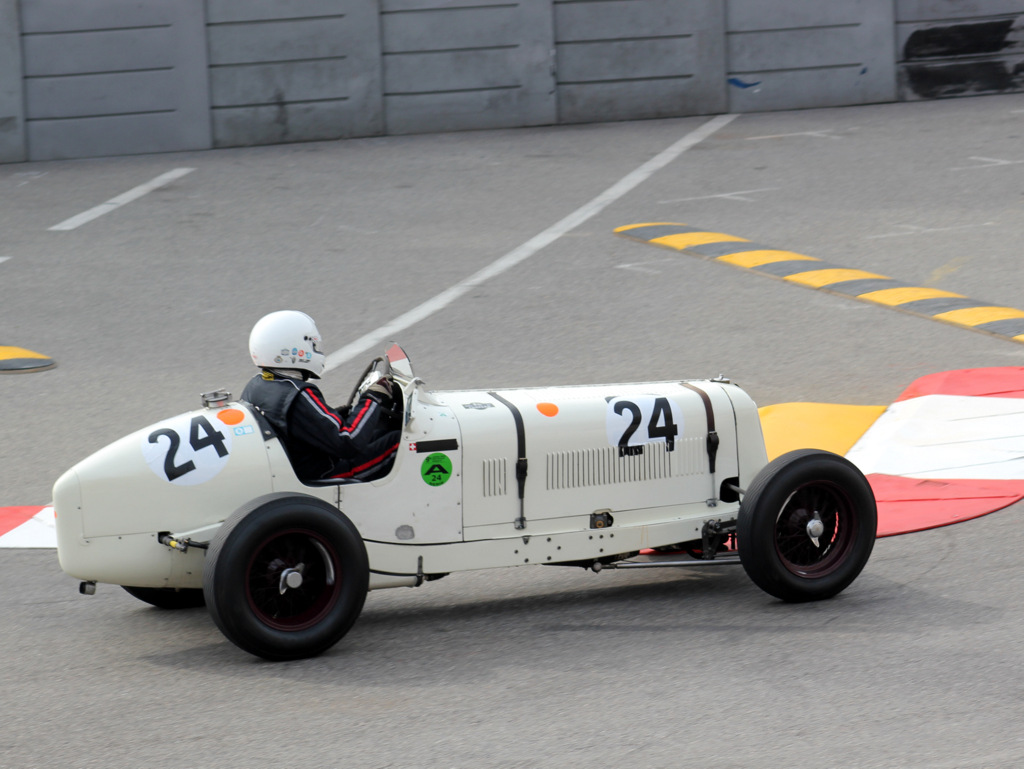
242;370;400;482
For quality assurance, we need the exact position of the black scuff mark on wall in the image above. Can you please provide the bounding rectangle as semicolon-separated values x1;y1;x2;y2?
899;15;1024;99
273;89;289;140
901;59;1024;99
904;19;1017;60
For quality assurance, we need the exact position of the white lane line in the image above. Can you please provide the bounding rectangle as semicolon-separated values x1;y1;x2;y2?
659;187;779;204
325;113;739;372
866;222;995;239
949;156;1024;171
0;257;9;265
48;167;195;231
746;129;846;140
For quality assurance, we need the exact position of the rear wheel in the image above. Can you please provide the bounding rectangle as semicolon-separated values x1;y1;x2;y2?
737;450;876;602
122;586;206;609
203;494;369;660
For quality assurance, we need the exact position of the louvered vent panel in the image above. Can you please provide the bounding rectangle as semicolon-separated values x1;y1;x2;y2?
482;457;508;497
674;435;707;476
546;442;683;491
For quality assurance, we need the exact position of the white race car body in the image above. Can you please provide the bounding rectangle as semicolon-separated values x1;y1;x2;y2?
53;346;876;660
55;372;762;588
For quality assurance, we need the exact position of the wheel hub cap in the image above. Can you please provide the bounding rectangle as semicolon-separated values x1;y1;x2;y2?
279;565;304;594
806;515;825;547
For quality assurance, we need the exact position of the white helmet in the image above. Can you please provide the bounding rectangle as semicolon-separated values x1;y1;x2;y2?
249;310;325;378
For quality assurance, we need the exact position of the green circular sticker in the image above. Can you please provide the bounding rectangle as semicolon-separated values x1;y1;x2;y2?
420;452;453;486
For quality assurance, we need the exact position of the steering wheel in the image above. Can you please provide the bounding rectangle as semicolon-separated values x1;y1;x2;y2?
347;354;393;411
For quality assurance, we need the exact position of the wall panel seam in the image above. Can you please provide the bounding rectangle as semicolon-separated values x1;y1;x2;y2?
211;97;350;109
27;108;177;122
730;63;865;75
557;35;692;45
22;24;171;37
210;57;347;68
383;45;520;55
206;15;345;27
25;68;175;79
559;74;694;86
382;4;517;15
728;23;861;35
384;84;521;96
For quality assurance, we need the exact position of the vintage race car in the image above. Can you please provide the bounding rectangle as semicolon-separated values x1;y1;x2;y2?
53;345;877;660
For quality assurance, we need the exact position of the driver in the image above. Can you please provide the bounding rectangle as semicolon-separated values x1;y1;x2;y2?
242;310;400;483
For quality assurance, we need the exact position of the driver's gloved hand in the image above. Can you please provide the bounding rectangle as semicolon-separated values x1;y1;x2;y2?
365;377;394;403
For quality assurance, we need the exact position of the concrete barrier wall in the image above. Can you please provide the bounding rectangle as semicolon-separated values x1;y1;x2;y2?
554;0;727;123
726;0;896;112
206;0;382;147
3;0;1024;163
0;0;26;162
18;0;210;161
380;0;557;134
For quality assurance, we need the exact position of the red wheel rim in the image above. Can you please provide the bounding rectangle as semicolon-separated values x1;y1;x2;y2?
245;528;341;631
774;480;857;578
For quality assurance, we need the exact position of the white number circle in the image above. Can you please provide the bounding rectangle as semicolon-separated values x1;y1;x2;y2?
142;413;233;486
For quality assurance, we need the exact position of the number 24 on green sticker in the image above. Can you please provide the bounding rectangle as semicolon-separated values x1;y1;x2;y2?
421;453;452;486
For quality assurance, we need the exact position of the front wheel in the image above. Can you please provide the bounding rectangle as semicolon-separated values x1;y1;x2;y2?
203;494;369;660
737;449;876;602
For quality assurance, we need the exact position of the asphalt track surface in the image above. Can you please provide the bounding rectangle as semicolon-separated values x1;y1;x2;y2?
3;94;1024;768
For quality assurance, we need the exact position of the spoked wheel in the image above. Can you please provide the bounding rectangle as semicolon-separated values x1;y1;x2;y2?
204;494;369;660
245;528;341;631
773;480;858;577
737;449;876;602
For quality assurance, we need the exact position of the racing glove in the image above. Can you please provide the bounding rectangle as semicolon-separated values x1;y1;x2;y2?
365;377;394;403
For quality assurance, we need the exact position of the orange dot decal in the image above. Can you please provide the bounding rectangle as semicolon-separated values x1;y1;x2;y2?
537;403;559;417
217;408;245;426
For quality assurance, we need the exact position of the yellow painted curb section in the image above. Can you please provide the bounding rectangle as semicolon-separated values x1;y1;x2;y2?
786;268;890;289
717;250;818;268
857;286;964;306
758;402;886;460
615;222;1024;346
0;346;49;360
613;223;677;233
933;306;1024;326
0;345;57;373
651;232;748;250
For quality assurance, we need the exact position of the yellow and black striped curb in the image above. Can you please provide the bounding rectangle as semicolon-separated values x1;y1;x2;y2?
615;222;1024;344
0;346;57;374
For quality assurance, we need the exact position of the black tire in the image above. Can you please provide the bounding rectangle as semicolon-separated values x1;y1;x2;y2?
122;586;206;609
737;449;876;602
203;494;369;661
